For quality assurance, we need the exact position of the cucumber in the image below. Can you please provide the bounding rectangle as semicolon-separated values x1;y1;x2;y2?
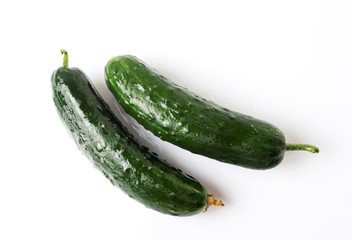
52;50;222;216
105;55;319;170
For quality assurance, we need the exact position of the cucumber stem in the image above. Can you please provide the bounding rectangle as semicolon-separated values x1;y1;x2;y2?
61;49;68;67
285;143;319;153
203;194;224;212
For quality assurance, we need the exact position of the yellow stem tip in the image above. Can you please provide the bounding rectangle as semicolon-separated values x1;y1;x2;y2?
203;194;224;212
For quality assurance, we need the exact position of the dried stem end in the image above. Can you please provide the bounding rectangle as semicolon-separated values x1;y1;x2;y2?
203;194;224;212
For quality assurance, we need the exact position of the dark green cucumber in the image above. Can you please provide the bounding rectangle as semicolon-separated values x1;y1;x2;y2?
105;55;319;170
52;50;216;216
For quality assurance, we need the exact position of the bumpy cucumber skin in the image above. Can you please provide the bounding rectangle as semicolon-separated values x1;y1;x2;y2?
105;56;286;170
52;66;207;216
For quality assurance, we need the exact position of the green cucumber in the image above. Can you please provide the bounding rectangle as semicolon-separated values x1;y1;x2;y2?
52;50;222;216
105;55;319;170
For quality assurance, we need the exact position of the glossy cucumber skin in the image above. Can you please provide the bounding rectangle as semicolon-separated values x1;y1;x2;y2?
105;56;286;169
52;66;207;216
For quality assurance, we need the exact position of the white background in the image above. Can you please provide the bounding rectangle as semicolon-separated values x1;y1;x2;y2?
1;0;351;239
